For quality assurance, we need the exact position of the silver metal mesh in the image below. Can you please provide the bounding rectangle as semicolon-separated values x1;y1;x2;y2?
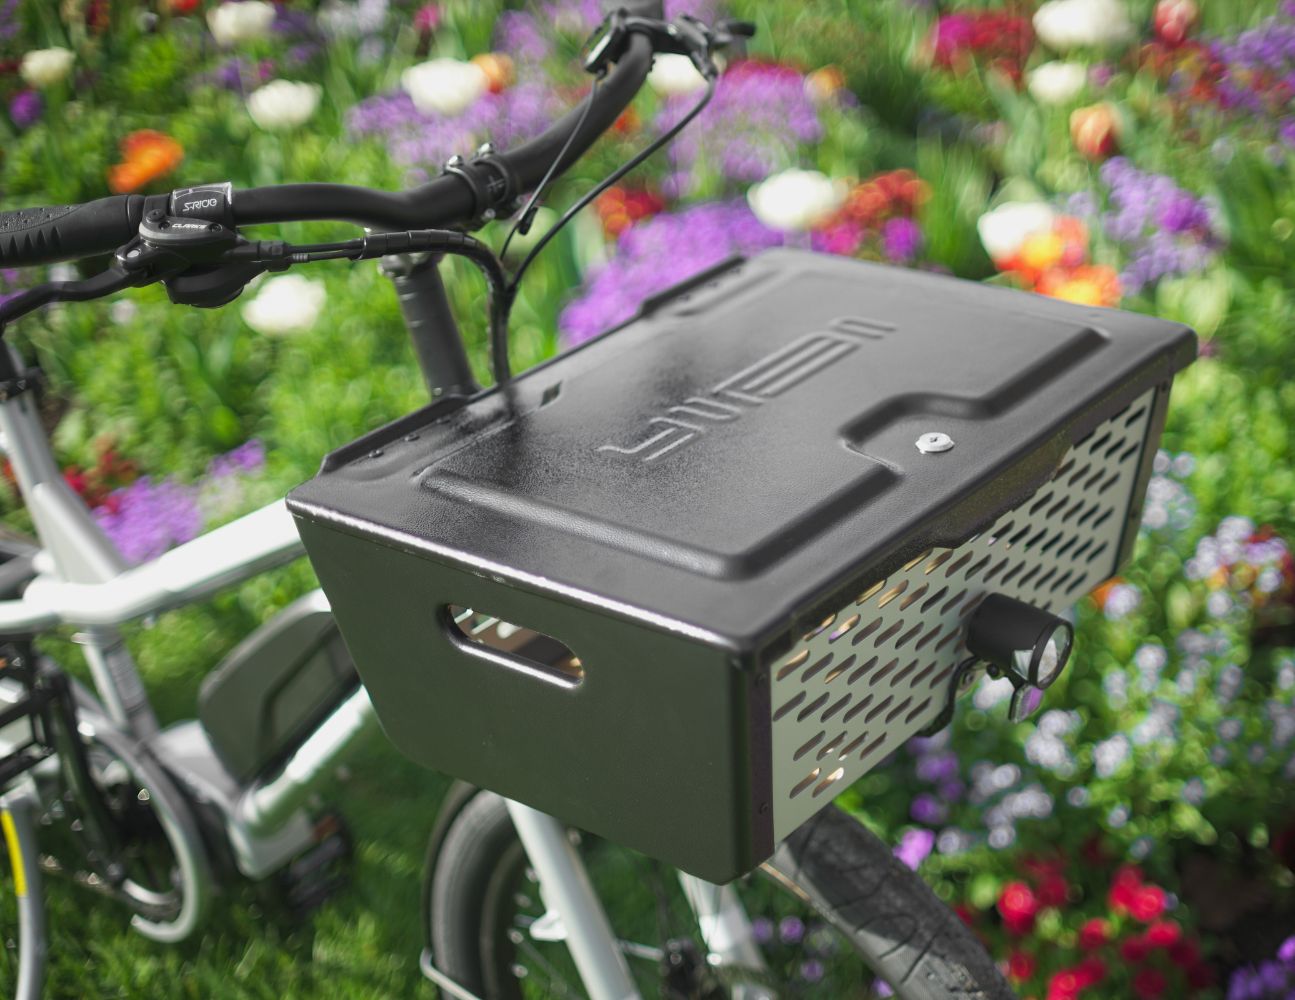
770;390;1157;841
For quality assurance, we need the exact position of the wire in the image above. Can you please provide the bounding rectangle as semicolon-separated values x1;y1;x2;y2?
500;75;717;319
499;73;605;263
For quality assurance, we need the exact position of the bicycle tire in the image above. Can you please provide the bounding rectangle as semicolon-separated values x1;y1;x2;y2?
426;790;1015;1000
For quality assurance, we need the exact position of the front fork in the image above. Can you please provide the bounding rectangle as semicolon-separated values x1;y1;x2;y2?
427;800;771;1000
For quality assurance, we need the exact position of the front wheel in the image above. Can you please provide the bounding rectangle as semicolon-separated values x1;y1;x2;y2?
425;790;1014;999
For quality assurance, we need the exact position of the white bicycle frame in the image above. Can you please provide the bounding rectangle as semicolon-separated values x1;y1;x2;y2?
0;344;767;1000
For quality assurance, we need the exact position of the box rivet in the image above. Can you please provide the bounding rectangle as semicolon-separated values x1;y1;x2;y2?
916;432;955;454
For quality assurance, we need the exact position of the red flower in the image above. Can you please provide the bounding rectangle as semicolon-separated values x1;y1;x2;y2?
1036;872;1070;908
1129;885;1167;923
1120;935;1151;963
1108;865;1143;914
954;903;977;927
1153;0;1199;47
1145;920;1181;948
998;881;1040;935
1078;918;1110;950
1132;967;1168;999
1169;937;1200;967
1075;956;1108;988
1007;950;1036;983
1046;969;1081;1000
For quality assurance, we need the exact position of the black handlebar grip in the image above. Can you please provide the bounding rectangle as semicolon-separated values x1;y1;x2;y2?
601;0;665;18
0;195;144;267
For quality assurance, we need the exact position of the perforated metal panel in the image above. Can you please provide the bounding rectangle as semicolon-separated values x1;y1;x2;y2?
770;390;1157;841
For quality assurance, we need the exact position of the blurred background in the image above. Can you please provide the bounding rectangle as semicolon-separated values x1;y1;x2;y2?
1;0;1294;996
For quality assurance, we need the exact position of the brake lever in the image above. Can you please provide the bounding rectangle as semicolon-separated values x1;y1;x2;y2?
584;11;756;80
0;266;146;335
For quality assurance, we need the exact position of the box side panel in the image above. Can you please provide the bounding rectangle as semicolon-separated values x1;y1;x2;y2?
294;520;769;882
770;389;1159;842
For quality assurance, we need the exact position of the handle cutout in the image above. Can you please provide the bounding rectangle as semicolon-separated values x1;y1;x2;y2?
446;606;584;688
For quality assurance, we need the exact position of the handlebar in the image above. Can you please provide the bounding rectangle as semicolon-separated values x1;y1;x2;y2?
0;24;658;268
0;196;149;267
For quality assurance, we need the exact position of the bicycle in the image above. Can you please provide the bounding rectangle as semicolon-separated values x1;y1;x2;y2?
0;3;1196;998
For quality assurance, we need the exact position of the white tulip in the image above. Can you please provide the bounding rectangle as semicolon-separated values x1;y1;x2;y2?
747;168;846;232
241;275;327;336
1027;61;1088;105
1033;0;1134;52
647;53;706;97
207;1;277;47
976;202;1057;263
247;80;322;130
20;47;74;88
401;58;489;117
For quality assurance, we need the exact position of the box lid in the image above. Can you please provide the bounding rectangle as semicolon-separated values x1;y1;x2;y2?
288;250;1195;651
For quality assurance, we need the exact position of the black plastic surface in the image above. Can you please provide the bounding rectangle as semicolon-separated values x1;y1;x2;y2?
0;195;144;266
289;250;1196;653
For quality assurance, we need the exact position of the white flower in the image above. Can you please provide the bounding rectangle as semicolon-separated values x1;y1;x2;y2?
976;201;1056;263
1033;0;1135;52
317;0;389;39
647;53;706;97
20;47;74;88
401;58;488;117
207;1;277;47
746;168;846;232
241;275;326;336
1027;61;1088;105
247;80;322;131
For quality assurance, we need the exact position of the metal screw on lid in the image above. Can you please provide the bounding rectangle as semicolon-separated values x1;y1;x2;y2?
916;432;955;454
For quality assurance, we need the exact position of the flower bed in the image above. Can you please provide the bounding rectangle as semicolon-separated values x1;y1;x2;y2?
1;0;1294;995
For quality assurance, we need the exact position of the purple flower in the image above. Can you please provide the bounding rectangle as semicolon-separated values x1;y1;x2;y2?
910;793;948;825
348;83;564;170
9;90;41;129
881;217;924;264
1085;158;1222;294
559;201;785;345
1279;937;1295;962
915;750;959;784
94;478;204;565
93;441;267;564
798;960;825;983
656;62;822;193
207;439;266;477
778;916;805;944
0;0;19;41
894;828;936;870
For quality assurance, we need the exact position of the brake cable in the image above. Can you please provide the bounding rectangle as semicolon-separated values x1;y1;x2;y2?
0;12;752;393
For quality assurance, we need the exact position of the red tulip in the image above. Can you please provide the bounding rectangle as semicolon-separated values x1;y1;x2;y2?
1129;885;1168;922
1007;950;1036;983
1153;0;1199;47
1121;934;1151;963
1078;918;1110;950
997;882;1040;935
1132;967;1168;999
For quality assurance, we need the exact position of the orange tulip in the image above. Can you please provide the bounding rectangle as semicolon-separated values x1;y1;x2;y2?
471;53;514;94
1070;103;1122;161
805;65;846;103
107;130;183;194
1037;264;1122;307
